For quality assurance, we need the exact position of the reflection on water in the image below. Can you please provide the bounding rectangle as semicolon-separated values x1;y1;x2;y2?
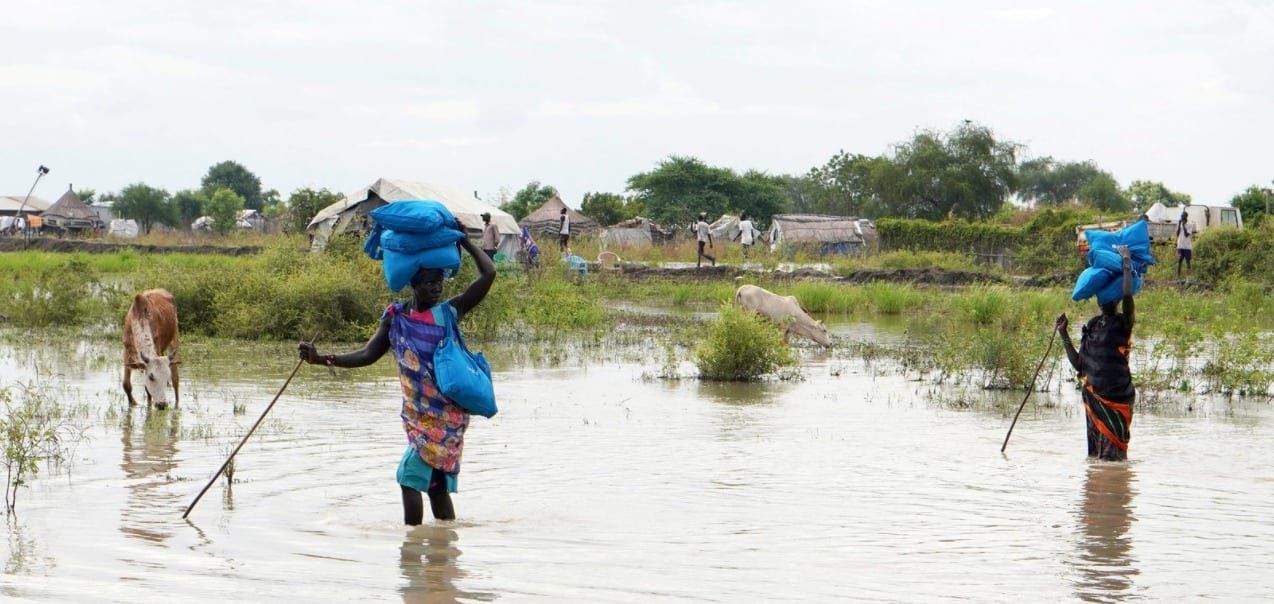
399;525;495;603
119;407;181;545
1073;462;1139;602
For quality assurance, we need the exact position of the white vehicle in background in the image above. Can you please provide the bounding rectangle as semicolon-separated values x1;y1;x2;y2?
1142;203;1242;245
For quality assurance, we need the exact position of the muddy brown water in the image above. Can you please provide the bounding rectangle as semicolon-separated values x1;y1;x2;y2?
1;324;1271;602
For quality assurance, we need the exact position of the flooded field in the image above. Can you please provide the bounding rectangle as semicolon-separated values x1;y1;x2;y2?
1;323;1272;602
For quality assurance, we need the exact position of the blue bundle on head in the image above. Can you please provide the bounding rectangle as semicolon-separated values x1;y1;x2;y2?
1071;219;1154;303
364;200;466;291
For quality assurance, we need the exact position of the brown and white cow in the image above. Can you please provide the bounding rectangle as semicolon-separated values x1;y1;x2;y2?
734;284;832;347
123;288;181;409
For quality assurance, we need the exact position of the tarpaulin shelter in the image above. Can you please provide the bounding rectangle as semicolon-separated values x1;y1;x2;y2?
519;195;597;238
307;178;520;256
601;216;656;248
0;195;51;216
42;187;100;231
767;214;877;255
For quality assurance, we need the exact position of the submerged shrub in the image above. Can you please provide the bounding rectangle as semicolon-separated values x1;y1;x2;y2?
695;305;795;381
956;285;1010;325
0;258;104;328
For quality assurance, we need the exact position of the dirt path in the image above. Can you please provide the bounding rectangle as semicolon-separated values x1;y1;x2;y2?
614;262;1010;286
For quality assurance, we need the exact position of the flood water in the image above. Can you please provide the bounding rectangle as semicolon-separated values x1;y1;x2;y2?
1;323;1272;602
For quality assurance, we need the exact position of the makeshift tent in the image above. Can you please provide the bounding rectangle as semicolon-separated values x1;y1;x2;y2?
108;219;139;238
0;195;52;216
601;217;654;248
237;209;266;230
707;214;741;241
307;178;520;257
767;214;876;255
42;187;100;231
520;196;597;238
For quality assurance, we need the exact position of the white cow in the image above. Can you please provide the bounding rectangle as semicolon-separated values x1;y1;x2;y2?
734;284;832;347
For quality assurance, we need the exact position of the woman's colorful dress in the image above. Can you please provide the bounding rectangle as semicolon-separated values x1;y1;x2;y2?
385;301;470;492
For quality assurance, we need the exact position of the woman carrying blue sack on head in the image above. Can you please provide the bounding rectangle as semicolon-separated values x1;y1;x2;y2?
299;204;496;524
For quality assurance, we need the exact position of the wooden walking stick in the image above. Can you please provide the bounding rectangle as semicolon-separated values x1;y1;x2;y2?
1000;328;1058;453
183;332;319;519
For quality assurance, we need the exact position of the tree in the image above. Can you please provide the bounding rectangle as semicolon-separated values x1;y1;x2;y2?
171;189;209;229
732;170;789;223
1229;185;1271;224
628;156;731;226
805;151;889;217
580;192;632;226
287;187;343;234
875;122;1019;220
1017;157;1110;206
205;187;245;235
1075;173;1131;212
499;181;558;221
74;188;96;205
1126;180;1191;212
201;161;263;210
112;183;174;234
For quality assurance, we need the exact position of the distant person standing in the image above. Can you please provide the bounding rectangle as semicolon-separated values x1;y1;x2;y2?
558;208;570;252
733;213;759;262
480;212;499;259
1175;210;1196;279
694;212;716;268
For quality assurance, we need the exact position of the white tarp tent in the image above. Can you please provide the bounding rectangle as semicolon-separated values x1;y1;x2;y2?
108;219;139;238
307;178;520;257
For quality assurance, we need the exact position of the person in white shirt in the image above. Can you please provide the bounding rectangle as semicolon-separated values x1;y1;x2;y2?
1175;211;1196;279
558;208;570;252
732;213;758;262
694;212;715;268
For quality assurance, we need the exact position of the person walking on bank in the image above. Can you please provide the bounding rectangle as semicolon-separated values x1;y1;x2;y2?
694;212;716;268
558;207;570;252
299;213;497;524
1175;210;1196;280
1056;245;1137;461
480;212;499;259
733;213;759;262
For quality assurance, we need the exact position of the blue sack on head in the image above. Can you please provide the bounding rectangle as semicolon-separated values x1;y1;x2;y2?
1096;270;1143;305
382;244;462;291
368;200;457;234
1072;266;1116;302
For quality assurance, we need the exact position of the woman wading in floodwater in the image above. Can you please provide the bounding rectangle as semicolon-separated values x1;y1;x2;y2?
1056;246;1136;461
298;218;496;523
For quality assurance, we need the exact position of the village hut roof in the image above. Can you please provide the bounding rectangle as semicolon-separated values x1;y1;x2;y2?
520;196;597;236
43;187;99;227
308;178;519;236
0;195;52;214
769;214;874;245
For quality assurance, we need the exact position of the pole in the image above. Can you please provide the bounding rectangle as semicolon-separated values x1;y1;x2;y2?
17;165;49;242
1000;328;1058;453
183;332;319;519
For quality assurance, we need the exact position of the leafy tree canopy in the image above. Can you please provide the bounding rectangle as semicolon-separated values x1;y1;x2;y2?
500;181;558;221
287;187;343;234
171;189;209;229
201;161;263;210
580;192;635;226
112;183;174;234
74;188;96;205
626;156;789;226
805;122;1018;220
1017;157;1110;206
205;188;246;235
1126;180;1191;212
1075;173;1132;213
1228;185;1271;225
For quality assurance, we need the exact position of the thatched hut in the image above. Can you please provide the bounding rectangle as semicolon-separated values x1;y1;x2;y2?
520;196;597;238
42;187;100;232
767;214;877;255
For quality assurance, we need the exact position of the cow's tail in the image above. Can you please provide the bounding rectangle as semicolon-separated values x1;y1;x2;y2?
733;288;742;308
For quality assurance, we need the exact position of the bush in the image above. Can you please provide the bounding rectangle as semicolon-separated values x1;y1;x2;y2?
1194;222;1274;285
695;305;795;380
0;258;105;328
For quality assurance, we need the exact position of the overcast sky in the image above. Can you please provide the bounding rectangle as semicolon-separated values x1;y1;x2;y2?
2;1;1271;206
